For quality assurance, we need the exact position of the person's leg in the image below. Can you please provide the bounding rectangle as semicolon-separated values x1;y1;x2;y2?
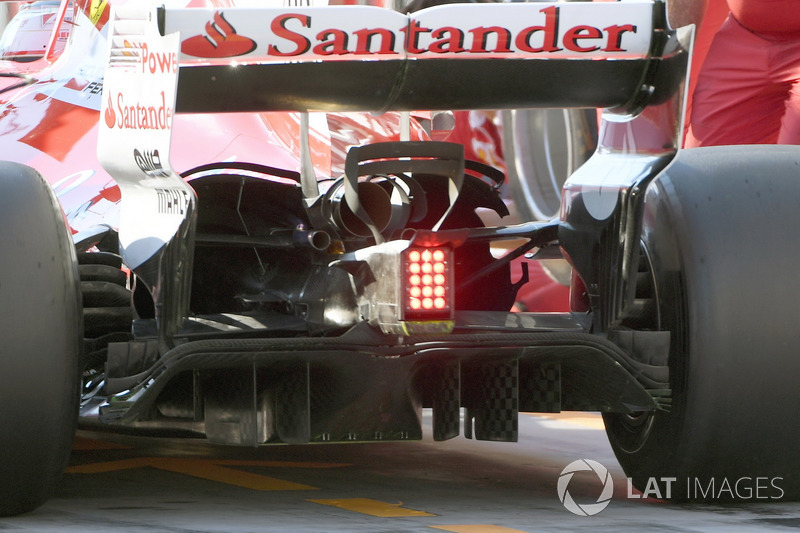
683;0;729;144
686;16;789;147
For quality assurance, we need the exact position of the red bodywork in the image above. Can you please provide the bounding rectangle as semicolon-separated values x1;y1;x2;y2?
0;0;443;235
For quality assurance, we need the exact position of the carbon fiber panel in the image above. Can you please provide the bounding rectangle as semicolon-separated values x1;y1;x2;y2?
93;324;665;443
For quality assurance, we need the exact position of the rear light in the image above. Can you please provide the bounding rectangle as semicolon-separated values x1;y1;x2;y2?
402;246;453;320
348;240;455;335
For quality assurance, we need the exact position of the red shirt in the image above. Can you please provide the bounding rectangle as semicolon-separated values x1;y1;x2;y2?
727;0;800;34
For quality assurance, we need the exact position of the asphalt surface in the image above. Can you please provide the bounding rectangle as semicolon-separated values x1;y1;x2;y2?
2;411;800;532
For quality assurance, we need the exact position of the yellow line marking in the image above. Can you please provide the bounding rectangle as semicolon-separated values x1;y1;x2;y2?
65;457;348;491
526;412;605;430
431;526;530;533
154;458;317;491
308;498;435;517
210;459;348;469
67;458;151;474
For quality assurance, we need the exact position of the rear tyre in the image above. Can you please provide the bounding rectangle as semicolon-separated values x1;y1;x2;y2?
0;163;82;515
604;146;800;500
78;252;133;372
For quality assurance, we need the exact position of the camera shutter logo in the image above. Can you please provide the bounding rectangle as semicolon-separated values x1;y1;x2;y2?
558;459;614;516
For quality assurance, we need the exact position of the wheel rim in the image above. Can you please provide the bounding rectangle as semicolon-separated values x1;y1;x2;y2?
503;108;596;221
603;410;656;454
603;242;663;453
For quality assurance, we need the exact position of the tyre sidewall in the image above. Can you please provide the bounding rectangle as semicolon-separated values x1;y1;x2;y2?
609;146;800;500
0;163;82;515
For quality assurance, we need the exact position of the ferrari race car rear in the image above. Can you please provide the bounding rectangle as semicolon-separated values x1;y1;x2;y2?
77;0;664;445
2;0;800;517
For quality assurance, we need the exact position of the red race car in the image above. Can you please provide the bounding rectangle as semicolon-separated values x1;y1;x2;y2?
1;0;799;515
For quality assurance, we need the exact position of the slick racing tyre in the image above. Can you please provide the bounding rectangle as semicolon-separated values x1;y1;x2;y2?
604;146;800;501
501;108;596;221
0;163;82;515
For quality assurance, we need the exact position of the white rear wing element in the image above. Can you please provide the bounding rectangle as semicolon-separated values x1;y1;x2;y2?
165;3;653;62
98;0;671;269
98;5;196;345
98;4;196;268
99;5;192;272
159;2;670;114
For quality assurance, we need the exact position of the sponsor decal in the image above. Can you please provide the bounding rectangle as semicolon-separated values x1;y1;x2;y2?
140;44;179;75
86;0;110;29
176;4;646;60
133;148;170;178
155;188;190;215
82;81;104;95
104;91;172;131
405;5;636;56
89;0;108;24
181;11;257;58
103;43;177;131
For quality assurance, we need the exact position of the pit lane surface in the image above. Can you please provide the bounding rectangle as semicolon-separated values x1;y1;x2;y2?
3;412;800;532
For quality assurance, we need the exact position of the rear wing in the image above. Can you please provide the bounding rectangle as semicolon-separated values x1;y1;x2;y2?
158;1;677;115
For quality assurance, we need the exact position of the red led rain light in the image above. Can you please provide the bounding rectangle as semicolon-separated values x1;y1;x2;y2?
403;247;452;319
